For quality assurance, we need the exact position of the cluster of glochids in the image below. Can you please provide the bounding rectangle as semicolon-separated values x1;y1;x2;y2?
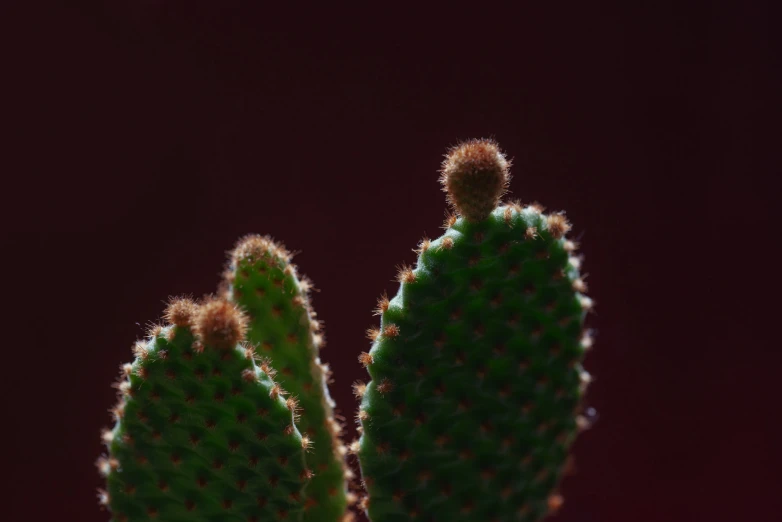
98;138;593;522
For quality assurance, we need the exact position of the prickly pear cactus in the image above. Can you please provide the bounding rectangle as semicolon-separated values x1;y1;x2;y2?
223;236;350;522
97;297;311;522
355;139;594;522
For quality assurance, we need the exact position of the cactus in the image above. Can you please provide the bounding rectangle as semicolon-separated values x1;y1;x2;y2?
222;236;350;522
97;297;312;522
355;139;594;522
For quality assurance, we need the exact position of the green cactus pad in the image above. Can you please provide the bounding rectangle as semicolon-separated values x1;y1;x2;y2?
98;298;310;522
356;140;593;522
223;236;349;522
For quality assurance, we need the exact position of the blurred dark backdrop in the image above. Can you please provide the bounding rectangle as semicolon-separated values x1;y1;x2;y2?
3;2;779;521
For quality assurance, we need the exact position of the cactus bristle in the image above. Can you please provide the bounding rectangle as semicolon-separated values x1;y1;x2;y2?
439;138;511;222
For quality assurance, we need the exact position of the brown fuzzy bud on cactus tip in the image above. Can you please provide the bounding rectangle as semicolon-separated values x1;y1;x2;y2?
439;138;511;222
163;297;197;327
193;298;248;349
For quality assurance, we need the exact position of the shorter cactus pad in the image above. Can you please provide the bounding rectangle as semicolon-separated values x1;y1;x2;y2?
98;298;311;522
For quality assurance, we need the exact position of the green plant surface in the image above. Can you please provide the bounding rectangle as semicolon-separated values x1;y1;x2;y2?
355;139;593;522
98;298;311;522
223;236;350;522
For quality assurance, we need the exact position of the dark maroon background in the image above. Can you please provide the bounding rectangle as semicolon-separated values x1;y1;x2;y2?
4;2;779;521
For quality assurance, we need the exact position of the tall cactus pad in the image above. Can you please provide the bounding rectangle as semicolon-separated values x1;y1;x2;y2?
98;298;310;522
224;236;349;522
356;139;593;522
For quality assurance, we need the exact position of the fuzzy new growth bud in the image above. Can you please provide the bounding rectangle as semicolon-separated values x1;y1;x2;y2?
439;138;510;222
164;297;197;327
194;298;248;349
